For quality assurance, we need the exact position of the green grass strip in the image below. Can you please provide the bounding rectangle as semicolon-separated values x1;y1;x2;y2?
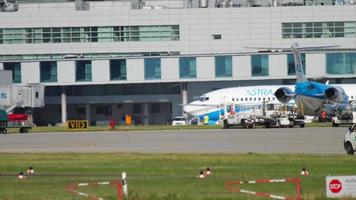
0;153;355;200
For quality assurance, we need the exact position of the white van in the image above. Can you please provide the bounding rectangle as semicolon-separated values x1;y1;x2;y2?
344;123;356;155
171;116;186;126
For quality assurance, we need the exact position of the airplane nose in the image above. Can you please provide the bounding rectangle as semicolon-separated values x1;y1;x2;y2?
183;104;193;115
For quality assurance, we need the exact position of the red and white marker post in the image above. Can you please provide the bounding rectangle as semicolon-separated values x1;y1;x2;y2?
66;172;128;200
225;178;302;200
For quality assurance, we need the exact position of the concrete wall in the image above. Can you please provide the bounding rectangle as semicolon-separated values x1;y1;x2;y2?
92;60;110;83
0;70;12;85
161;58;179;81
58;61;75;84
307;53;326;78
196;57;214;80
127;59;144;82
21;62;40;84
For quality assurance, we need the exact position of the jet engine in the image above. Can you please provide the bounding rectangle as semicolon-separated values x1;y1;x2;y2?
325;86;345;103
274;87;294;103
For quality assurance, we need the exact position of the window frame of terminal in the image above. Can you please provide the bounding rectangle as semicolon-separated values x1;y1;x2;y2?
3;62;21;83
75;60;92;82
110;59;127;80
215;55;232;78
40;61;58;83
326;52;356;74
144;57;161;80
0;25;180;44
179;57;197;79
282;21;356;39
251;54;269;76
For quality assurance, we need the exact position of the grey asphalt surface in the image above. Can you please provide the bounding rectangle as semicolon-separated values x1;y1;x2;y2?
0;127;347;154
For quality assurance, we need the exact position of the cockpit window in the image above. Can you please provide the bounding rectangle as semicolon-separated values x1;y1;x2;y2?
199;96;209;102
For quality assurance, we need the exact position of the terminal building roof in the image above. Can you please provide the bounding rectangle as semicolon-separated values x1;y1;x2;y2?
2;0;355;9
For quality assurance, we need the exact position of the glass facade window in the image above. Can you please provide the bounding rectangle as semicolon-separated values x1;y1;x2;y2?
287;53;306;75
76;60;92;81
45;83;180;97
133;104;141;114
110;59;127;80
251;55;269;76
0;25;180;44
179;57;196;78
0;51;180;62
326;53;356;74
3;62;21;83
215;56;232;77
151;103;160;114
282;21;356;39
144;58;161;80
40;61;57;82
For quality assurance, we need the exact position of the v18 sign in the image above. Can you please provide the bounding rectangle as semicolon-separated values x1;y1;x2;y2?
326;176;356;198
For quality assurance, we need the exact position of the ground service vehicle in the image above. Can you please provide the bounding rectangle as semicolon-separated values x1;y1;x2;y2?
332;102;356;127
223;113;255;129
344;123;356;155
263;113;292;128
0;109;7;134
222;103;304;129
0;84;44;133
7;112;33;133
222;104;256;129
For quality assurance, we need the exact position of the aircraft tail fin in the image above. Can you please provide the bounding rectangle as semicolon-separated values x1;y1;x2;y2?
290;43;307;82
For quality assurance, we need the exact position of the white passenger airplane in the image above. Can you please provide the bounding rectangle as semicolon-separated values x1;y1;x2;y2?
183;84;356;125
183;43;356;125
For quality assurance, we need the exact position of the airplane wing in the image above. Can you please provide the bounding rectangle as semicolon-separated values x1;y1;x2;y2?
296;45;340;51
244;46;291;51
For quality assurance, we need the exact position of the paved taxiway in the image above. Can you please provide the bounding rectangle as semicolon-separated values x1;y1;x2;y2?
0;127;347;154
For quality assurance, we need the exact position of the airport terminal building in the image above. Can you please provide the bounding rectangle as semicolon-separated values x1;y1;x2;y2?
0;0;356;125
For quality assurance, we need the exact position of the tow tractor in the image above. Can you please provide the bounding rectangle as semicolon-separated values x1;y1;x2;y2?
263;111;293;128
222;104;255;129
